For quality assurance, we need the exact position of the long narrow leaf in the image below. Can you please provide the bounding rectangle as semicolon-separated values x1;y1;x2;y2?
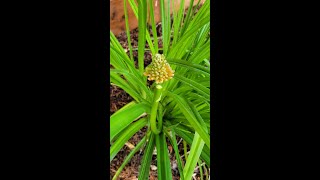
138;0;147;73
112;135;147;180
163;129;184;180
110;118;147;161
110;103;149;142
127;0;156;55
167;59;210;75
183;132;205;180
138;133;156;180
175;128;210;166
167;91;210;148
156;132;173;180
174;74;210;99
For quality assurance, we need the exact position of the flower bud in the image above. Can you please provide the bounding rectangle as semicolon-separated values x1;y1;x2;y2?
143;54;175;84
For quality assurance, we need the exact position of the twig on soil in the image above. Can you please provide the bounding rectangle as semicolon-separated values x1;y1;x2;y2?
125;142;135;150
177;137;183;145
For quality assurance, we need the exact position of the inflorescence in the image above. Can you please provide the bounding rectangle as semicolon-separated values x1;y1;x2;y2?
143;54;175;84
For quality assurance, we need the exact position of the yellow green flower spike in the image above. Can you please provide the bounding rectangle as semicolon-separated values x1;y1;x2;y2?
143;54;174;84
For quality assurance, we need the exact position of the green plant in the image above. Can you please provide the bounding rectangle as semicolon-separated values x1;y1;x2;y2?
110;0;210;179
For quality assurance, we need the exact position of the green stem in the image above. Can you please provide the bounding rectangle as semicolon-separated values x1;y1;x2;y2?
203;164;209;180
198;160;204;180
183;140;188;162
150;84;163;134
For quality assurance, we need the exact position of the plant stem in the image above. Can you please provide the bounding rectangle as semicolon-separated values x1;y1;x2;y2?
183;140;188;162
150;84;163;134
198;159;204;180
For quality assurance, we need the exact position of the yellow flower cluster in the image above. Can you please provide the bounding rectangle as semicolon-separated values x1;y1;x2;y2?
143;54;175;84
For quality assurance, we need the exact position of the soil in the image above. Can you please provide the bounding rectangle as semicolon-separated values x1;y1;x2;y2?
110;4;209;180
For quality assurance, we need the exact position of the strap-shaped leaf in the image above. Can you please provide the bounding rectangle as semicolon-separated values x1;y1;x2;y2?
167;92;210;148
112;135;147;180
174;74;210;99
155;132;173;180
127;0;155;55
175;128;210;166
188;40;210;64
110;74;142;102
110;118;147;162
138;133;156;180
169;16;210;58
137;0;147;73
183;132;205;180
110;103;149;142
167;59;210;76
111;69;152;100
112;101;136;116
163;129;184;180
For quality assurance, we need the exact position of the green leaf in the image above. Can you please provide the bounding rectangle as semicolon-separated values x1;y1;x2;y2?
149;0;158;53
167;58;210;76
111;69;152;100
123;0;134;61
174;74;210;99
167;92;210;148
175;128;210;167
172;0;185;44
110;103;149;142
160;0;171;55
155;132;173;180
110;118;147;162
112;135;147;180
110;73;142;102
163;129;185;180
112;101;136;116
183;132;205;180
138;0;147;73
138;133;156;180
127;0;155;55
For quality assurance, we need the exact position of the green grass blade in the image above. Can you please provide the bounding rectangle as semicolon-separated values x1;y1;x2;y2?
169;16;210;58
167;91;210;148
110;46;138;76
188;40;210;64
112;135;147;180
112;101;136;116
111;69;152;100
110;47;127;70
110;30;125;52
186;99;208;133
138;133;156;180
110;73;142;102
149;0;158;53
155;132;173;180
110;118;147;162
124;0;134;61
198;159;204;180
172;0;185;44
167;58;210;75
163;129;184;180
183;132;205;180
110;103;149;142
127;0;156;55
174;74;210;99
180;0;195;36
160;0;171;55
174;128;210;166
138;0;147;74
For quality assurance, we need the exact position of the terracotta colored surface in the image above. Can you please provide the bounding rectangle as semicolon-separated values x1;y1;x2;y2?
110;0;205;35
